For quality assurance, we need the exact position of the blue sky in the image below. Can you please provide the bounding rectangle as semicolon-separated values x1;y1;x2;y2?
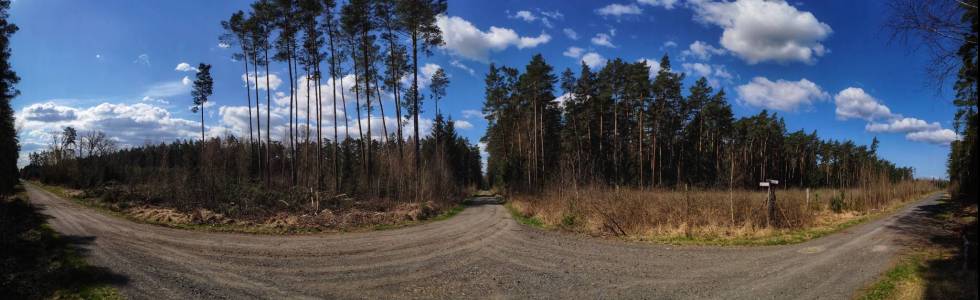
9;0;960;178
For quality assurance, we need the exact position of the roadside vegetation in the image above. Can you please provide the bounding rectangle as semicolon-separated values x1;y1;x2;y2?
0;185;124;299
507;181;937;245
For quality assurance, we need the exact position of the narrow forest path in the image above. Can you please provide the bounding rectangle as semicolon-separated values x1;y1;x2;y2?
26;184;943;299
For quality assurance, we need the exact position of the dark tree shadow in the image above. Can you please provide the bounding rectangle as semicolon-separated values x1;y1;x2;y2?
1;195;129;299
885;196;978;300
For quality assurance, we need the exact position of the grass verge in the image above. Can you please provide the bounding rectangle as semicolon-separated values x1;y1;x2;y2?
28;181;465;235
505;202;544;228
858;198;978;300
2;185;124;299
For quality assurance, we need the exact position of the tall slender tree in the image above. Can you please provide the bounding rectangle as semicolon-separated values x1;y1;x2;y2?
397;0;447;191
320;0;342;192
222;11;255;147
429;67;448;115
191;64;214;142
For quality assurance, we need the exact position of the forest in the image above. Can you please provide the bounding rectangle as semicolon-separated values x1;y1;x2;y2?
483;54;915;192
18;0;485;227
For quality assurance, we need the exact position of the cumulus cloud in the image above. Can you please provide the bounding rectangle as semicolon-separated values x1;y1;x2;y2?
690;0;831;64
596;3;643;17
563;46;585;58
682;40;726;60
906;129;959;145
833;87;892;121
510;10;537;22
17;102;200;151
736;77;829;111
563;28;579;40
241;73;283;90
865;117;941;133
581;52;607;69
829;87;958;146
436;15;551;62
175;62;198;72
591;33;616;48
20;102;79;122
453;120;474;129
638;0;679;9
682;62;733;88
637;58;663;78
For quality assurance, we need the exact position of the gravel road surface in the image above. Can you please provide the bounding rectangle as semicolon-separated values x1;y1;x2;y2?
25;184;942;299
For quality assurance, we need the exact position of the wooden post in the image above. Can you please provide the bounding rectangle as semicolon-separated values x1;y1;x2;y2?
760;179;779;227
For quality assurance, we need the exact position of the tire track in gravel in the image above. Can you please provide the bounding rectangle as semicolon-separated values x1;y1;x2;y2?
25;183;943;299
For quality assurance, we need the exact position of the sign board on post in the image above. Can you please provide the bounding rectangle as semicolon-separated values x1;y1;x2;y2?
760;179;779;227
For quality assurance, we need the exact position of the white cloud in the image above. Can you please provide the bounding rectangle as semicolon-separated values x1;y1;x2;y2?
833;87;892;121
906;129;960;145
175;62;198;72
140;96;170;105
563;28;579;40
637;58;662;78
596;3;643;17
453;120;474;129
16;102;201;152
400;63;443;91
682;62;733;88
829;87;956;146
134;53;151;67
241;73;283;90
510;10;537;22
144;79;192;98
461;109;483;119
683;62;713;78
436;15;552;62
865;117;941;133
662;41;678;48
449;59;475;76
20;102;79;122
736;77;829;111
540;10;564;20
563;46;585;58
638;0;679;9
591;33;616;48
690;0;832;64
217;42;231;49
682;40;726;60
581;52;607;69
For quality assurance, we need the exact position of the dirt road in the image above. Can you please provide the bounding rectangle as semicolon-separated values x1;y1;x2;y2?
26;184;943;299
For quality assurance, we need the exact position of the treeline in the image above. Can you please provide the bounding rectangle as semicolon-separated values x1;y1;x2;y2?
483;54;914;192
21;116;479;217
20;0;485;216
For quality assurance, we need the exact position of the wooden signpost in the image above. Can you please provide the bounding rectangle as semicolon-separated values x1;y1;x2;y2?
760;179;779;227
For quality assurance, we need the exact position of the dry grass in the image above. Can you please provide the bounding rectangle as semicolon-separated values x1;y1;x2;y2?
508;180;938;245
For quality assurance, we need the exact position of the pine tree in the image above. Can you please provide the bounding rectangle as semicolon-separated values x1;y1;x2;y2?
0;0;18;195
191;64;214;142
